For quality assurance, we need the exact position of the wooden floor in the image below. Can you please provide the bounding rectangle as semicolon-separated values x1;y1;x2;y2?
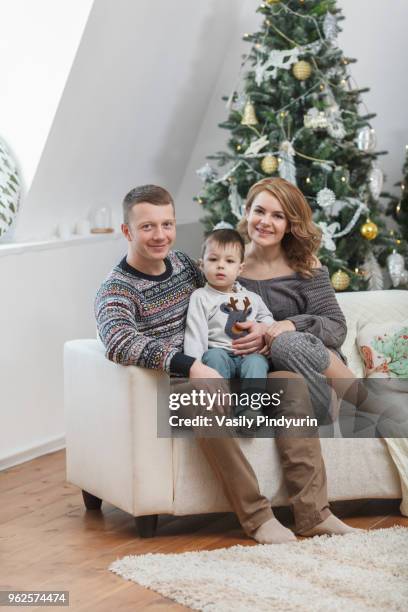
1;450;407;611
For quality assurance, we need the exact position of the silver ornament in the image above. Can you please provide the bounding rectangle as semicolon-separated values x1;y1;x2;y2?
228;183;244;220
386;251;406;288
369;164;384;200
278;140;297;186
356;126;376;152
323;12;338;42
326;106;346;139
327;121;346;140
362;252;384;290
317;188;336;208
304;108;328;130
196;163;218;182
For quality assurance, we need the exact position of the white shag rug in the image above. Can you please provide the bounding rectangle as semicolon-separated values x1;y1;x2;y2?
109;527;408;612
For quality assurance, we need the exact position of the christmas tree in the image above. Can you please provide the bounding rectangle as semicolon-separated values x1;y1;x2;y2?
195;0;403;291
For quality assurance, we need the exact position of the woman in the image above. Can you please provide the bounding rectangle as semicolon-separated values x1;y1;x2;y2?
230;177;363;539
234;177;356;417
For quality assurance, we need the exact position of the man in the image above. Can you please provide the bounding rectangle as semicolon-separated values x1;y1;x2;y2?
95;184;357;543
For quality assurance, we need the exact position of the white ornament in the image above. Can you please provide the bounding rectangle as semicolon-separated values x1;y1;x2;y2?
386;251;406;288
228;183;244;221
323;12;339;42
318;221;340;251
213;220;234;230
196;163;218;182
369;164;384;200
326;105;346;139
0;138;21;239
317;188;336;209
356;126;376;152
327;120;346;140
362;252;384;290
255;48;300;84
304;108;328;130
278;141;297;186
244;136;269;157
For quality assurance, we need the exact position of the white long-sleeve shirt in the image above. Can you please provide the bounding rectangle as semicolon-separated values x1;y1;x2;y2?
184;282;275;361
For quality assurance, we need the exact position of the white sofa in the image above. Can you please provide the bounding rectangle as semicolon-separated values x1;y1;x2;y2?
64;290;407;536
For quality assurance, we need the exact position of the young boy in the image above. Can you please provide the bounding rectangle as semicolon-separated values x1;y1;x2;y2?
184;229;275;434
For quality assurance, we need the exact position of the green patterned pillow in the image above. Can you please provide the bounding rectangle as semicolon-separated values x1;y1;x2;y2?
357;321;408;378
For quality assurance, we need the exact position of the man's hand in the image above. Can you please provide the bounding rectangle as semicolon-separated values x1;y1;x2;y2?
265;320;296;348
231;321;268;356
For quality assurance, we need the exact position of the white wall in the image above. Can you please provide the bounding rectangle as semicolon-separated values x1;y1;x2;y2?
0;0;93;191
16;0;238;241
0;237;125;467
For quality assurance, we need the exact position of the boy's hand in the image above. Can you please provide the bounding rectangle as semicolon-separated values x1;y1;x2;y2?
231;321;268;355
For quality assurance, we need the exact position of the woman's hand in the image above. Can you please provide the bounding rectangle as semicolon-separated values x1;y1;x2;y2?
231;321;269;355
264;320;296;348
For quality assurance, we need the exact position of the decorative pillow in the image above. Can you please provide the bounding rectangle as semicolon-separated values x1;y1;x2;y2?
356;321;408;378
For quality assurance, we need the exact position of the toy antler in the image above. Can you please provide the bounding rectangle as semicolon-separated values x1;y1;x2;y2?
228;297;238;311
243;296;251;313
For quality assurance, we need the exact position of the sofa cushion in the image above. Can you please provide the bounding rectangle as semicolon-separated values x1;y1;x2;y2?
357;320;408;377
336;290;408;377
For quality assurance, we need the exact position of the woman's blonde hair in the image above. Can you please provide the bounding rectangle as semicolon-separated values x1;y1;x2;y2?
236;177;322;277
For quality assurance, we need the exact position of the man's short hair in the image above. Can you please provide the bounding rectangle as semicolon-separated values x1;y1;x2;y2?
201;229;245;262
122;184;174;223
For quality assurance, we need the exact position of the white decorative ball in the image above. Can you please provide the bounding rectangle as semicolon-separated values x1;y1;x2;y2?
317;188;336;208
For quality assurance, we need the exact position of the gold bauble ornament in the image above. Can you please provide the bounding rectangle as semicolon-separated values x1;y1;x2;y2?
331;270;350;292
292;60;312;81
261;155;278;174
360;219;378;241
241;101;258;126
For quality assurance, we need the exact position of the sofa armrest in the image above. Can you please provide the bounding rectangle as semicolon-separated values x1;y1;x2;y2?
64;339;174;516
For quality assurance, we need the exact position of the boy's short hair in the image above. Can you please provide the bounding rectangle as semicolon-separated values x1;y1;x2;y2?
122;184;174;223
201;229;245;262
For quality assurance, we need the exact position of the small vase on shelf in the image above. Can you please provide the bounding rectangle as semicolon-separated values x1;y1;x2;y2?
90;206;114;234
